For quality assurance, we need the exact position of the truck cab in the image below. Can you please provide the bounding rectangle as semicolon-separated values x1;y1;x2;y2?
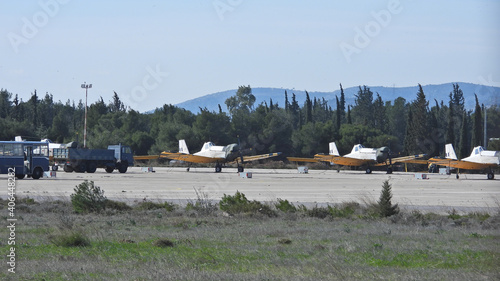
107;144;134;173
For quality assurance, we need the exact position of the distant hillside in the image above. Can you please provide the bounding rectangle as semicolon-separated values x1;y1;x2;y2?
173;83;500;114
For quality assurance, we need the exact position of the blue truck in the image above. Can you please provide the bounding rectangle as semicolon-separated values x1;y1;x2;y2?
53;143;134;173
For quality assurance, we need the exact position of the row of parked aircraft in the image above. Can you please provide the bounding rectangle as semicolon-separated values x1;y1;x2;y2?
136;139;499;180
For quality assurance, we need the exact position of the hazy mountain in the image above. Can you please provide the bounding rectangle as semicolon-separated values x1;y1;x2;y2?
173;83;500;114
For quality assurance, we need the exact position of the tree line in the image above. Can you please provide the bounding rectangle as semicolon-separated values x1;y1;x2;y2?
0;84;499;158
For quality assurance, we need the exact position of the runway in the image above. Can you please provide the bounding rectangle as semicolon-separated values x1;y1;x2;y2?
3;167;499;214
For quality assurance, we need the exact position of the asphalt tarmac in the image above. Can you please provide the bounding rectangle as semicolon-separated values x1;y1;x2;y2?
3;167;499;214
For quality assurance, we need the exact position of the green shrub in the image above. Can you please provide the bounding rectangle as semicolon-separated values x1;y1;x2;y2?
275;198;297;213
328;202;357;218
377;180;399;217
152;238;175;248
307;206;330;219
105;200;132;211
70;180;107;214
49;231;91;247
219;191;276;217
135;201;176;211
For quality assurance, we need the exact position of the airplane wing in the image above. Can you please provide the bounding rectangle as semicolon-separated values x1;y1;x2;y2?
428;159;498;170
286;156;320;163
159;152;222;164
373;154;427;166
288;155;374;166
232;152;282;163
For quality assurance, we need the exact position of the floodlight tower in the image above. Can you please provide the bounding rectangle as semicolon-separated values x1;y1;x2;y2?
81;82;92;148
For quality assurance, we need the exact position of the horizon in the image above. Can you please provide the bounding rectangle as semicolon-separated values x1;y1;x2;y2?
2;1;499;112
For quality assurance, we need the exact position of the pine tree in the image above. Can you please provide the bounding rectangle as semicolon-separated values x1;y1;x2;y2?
347;105;352;124
284;91;289;113
471;94;482;147
339;83;346;122
305;91;313;124
377;180;399;217
446;94;456;147
458;111;470;159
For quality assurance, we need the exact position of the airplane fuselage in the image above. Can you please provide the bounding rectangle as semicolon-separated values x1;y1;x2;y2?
193;142;240;161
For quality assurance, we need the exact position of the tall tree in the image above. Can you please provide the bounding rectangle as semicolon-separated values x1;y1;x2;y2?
225;85;255;115
471;94;483;147
404;85;429;154
304;91;313;124
458;111;470;159
339;83;346;123
353;86;374;125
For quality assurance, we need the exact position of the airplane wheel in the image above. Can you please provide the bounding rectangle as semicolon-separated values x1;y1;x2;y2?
238;166;244;173
456;174;459;179
386;167;393;174
215;165;222;173
487;173;494;180
365;168;372;174
186;167;190;172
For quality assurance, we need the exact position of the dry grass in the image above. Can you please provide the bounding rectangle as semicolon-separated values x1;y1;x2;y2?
1;197;499;280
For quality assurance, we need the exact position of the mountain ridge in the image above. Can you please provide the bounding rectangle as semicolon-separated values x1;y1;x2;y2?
171;83;500;114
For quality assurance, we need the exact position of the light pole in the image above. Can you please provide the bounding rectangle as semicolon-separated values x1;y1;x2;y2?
81;82;92;148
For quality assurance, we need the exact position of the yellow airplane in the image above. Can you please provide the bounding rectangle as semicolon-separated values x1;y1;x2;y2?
288;142;425;174
428;143;499;180
159;140;281;173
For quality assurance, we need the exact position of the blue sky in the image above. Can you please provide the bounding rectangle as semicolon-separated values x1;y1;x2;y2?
1;0;499;112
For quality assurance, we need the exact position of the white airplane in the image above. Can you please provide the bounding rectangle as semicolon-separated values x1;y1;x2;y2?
159;139;281;173
429;143;499;179
288;142;425;174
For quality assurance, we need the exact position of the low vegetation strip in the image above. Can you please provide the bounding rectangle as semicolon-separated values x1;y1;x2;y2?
0;183;498;280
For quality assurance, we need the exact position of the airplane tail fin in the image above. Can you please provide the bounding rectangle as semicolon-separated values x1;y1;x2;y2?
445;143;457;159
329;142;340;156
179;140;189;154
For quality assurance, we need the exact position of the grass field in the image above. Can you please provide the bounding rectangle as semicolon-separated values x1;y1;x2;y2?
1;196;499;281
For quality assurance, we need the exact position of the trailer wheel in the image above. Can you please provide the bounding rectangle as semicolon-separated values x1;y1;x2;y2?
105;166;114;173
87;162;97;173
32;167;43;180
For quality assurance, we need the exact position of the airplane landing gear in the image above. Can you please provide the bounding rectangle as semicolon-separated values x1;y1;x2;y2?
215;164;222;173
237;165;244;173
386;167;393;174
456;174;459;179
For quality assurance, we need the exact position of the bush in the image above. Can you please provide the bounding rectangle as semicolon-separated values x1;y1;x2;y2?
377;180;399;217
328;202;358;218
135;201;176;212
275;198;297;213
219;191;276;217
307;206;331;219
70;180;107;214
49;231;91;247
152;238;175;248
105;200;132;211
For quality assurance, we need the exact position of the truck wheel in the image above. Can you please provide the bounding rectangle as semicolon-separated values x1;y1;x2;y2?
32;167;43;180
365;168;372;174
487;173;494;180
16;174;25;180
76;163;87;173
63;164;73;173
106;167;114;173
87;162;97;173
118;162;128;173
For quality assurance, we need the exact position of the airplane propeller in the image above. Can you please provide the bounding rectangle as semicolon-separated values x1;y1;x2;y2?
376;146;393;174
